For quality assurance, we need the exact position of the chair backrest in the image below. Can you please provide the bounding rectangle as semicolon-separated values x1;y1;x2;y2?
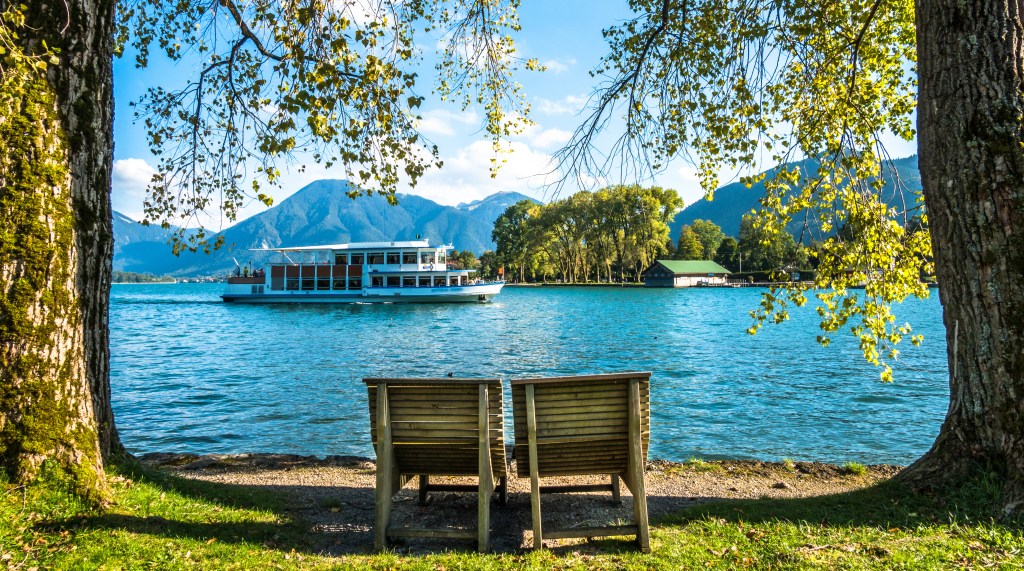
365;378;507;479
511;372;650;478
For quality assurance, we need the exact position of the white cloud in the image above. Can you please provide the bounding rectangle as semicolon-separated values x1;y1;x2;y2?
331;0;384;26
671;166;706;207
530;127;572;150
409;140;555;206
536;94;588;116
417;109;479;137
541;58;576;74
111;158;157;220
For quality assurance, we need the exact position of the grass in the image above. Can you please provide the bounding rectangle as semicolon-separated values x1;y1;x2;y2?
843;462;869;476
2;460;1022;570
684;457;722;473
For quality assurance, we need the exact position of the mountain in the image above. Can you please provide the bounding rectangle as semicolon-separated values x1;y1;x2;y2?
113;182;538;276
456;191;539;223
671;155;923;238
112;212;197;273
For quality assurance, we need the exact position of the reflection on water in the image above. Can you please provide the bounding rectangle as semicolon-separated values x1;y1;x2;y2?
111;283;948;464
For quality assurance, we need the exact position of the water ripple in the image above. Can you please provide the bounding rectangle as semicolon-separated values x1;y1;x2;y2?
110;283;949;464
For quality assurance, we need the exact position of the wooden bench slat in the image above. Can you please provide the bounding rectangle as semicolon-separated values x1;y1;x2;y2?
542;525;639;540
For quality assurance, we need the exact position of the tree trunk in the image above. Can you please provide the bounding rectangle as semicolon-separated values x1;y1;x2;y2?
0;0;120;503
904;0;1024;515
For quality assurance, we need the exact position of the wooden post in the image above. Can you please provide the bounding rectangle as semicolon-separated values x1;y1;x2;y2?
628;378;650;552
526;383;543;549
374;383;394;551
418;475;429;505
611;474;621;505
477;383;493;553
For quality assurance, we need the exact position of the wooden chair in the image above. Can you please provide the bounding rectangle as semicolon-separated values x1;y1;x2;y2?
511;372;651;552
364;377;508;552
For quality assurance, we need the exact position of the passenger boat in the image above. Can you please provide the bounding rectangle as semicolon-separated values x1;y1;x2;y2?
221;240;504;303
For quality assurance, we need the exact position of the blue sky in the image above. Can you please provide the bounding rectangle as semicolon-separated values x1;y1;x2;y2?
110;2;917;226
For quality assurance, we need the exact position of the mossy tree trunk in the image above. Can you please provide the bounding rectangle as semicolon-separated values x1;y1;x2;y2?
905;0;1024;515
0;0;120;503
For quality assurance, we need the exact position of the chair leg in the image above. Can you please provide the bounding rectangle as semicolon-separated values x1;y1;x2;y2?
632;479;650;552
627;378;650;552
526;384;543;549
418;475;429;505
374;384;394;551
477;473;491;553
497;476;508;506
611;474;621;505
476;383;492;553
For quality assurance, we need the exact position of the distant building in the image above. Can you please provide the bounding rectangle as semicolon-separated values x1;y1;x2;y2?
643;260;731;288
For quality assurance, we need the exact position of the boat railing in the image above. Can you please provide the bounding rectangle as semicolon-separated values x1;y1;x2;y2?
363;280;504;289
226;276;265;285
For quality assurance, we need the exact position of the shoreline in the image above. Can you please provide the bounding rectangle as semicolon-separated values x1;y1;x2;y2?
139;451;902;472
139;452;902;553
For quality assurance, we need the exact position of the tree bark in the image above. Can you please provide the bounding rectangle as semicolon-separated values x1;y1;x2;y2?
0;0;120;503
905;0;1024;515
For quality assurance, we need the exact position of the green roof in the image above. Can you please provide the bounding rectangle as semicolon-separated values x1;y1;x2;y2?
654;260;731;275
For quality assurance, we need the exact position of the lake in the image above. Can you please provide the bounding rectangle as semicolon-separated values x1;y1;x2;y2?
110;283;949;465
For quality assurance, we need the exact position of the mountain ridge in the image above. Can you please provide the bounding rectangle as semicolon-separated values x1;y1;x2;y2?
671;155;922;238
113;183;538;276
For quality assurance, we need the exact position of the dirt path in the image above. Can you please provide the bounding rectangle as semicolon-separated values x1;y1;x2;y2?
141;453;900;555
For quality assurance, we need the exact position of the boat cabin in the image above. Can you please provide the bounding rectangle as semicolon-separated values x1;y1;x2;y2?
259;240;473;293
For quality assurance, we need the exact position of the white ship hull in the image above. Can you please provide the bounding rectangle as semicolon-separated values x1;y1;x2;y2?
222;282;504;303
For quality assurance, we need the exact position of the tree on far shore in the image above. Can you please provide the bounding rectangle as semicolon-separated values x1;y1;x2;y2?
676;226;703;259
714;237;740;272
690;219;725;261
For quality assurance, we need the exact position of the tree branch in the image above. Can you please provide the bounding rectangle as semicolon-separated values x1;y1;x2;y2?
219;0;283;62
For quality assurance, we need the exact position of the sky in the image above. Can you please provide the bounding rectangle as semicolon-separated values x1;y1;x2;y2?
111;2;917;227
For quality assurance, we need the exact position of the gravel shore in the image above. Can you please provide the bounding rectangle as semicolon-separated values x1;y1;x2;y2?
140;453;901;555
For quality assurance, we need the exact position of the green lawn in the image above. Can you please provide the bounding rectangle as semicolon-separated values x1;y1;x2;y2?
2;461;1021;570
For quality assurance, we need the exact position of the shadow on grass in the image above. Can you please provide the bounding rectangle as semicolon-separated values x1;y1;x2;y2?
33;459;1021;559
662;468;1020;533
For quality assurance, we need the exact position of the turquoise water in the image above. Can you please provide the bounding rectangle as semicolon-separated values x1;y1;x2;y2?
110;283;949;465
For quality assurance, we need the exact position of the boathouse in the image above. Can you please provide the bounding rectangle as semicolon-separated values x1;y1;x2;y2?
643;260;731;288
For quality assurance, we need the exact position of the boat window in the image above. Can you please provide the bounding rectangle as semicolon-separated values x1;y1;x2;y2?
286;265;300;290
301;265;316;291
433;276;446;287
402;276;416;287
386;252;400;264
421;252;435;265
386;276;400;287
334;253;348;265
418;276;431;287
349;276;362;290
350;253;365;265
367;253;384;264
371;275;383;287
437;251;446;264
333;277;346;290
402;252;417;264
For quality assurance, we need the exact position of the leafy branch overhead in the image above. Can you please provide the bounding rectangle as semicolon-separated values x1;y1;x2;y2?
117;0;537;253
560;0;929;379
